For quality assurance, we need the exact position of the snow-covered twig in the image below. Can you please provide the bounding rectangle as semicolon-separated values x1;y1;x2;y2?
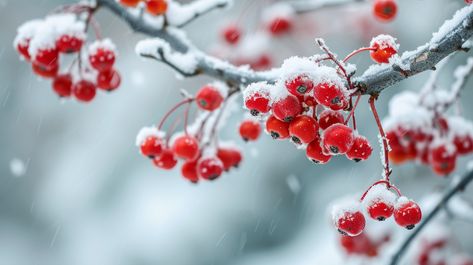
354;5;473;95
389;169;473;265
97;0;473;94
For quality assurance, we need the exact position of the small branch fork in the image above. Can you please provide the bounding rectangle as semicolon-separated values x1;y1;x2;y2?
389;169;473;265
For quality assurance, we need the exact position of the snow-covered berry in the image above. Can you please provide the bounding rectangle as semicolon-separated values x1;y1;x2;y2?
370;34;398;64
272;94;302;122
196;85;224;111
322;124;355;155
394;197;422;230
346;135;373;162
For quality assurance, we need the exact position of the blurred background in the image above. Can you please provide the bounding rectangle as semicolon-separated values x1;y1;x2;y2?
1;0;473;264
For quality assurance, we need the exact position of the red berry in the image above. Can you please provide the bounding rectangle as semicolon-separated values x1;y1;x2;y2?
322;124;355;155
394;198;422;230
145;0;168;15
467;0;473;4
335;209;366;237
368;201;394;221
268;17;292;35
196;85;224;111
318;110;344;130
429;143;457;176
346;135;373;162
289;115;319;145
239;120;261;142
285;75;314;97
32;62;59;79
370;35;398;64
373;0;398;22
120;0;141;7
272;94;302;122
198;157;224;180
16;40;31;60
244;91;271;116
52;74;73;97
73;80;96;102
56;34;84;54
314;82;348;111
266;115;290;140
306;138;332;164
153;149;177;170
89;43;116;71
222;25;241;45
454;134;473;155
217;147;242;171
181;160;199;183
140;136;164;158
97;69;121;91
34;47;59;68
172;135;200;160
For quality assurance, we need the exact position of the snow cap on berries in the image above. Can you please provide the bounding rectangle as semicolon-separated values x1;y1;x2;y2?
331;197;362;224
362;184;397;209
135;126;166;146
14;19;43;48
383;91;433;131
243;82;272;101
370;34;399;51
448;116;473;138
88;38;117;56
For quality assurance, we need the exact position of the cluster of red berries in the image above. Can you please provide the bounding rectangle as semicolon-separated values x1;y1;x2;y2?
137;83;244;183
14;14;120;102
332;186;422;238
119;0;168;16
373;0;398;22
384;92;473;176
241;58;374;164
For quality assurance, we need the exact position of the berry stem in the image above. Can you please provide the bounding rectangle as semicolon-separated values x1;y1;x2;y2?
165;117;182;147
183;101;192;136
342;47;377;63
315;39;354;90
369;96;392;180
345;95;362;127
158;98;194;131
360;180;402;202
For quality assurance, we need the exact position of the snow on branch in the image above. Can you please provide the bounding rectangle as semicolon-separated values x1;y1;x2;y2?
389;169;473;265
98;0;473;96
354;4;473;95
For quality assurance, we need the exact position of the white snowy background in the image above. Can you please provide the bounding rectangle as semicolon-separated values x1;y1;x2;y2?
0;0;473;265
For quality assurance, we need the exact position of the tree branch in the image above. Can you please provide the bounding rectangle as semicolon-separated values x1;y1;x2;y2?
389;169;473;265
96;0;473;95
354;6;473;95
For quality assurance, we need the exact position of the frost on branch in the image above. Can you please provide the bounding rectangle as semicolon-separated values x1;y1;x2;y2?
135;38;199;76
